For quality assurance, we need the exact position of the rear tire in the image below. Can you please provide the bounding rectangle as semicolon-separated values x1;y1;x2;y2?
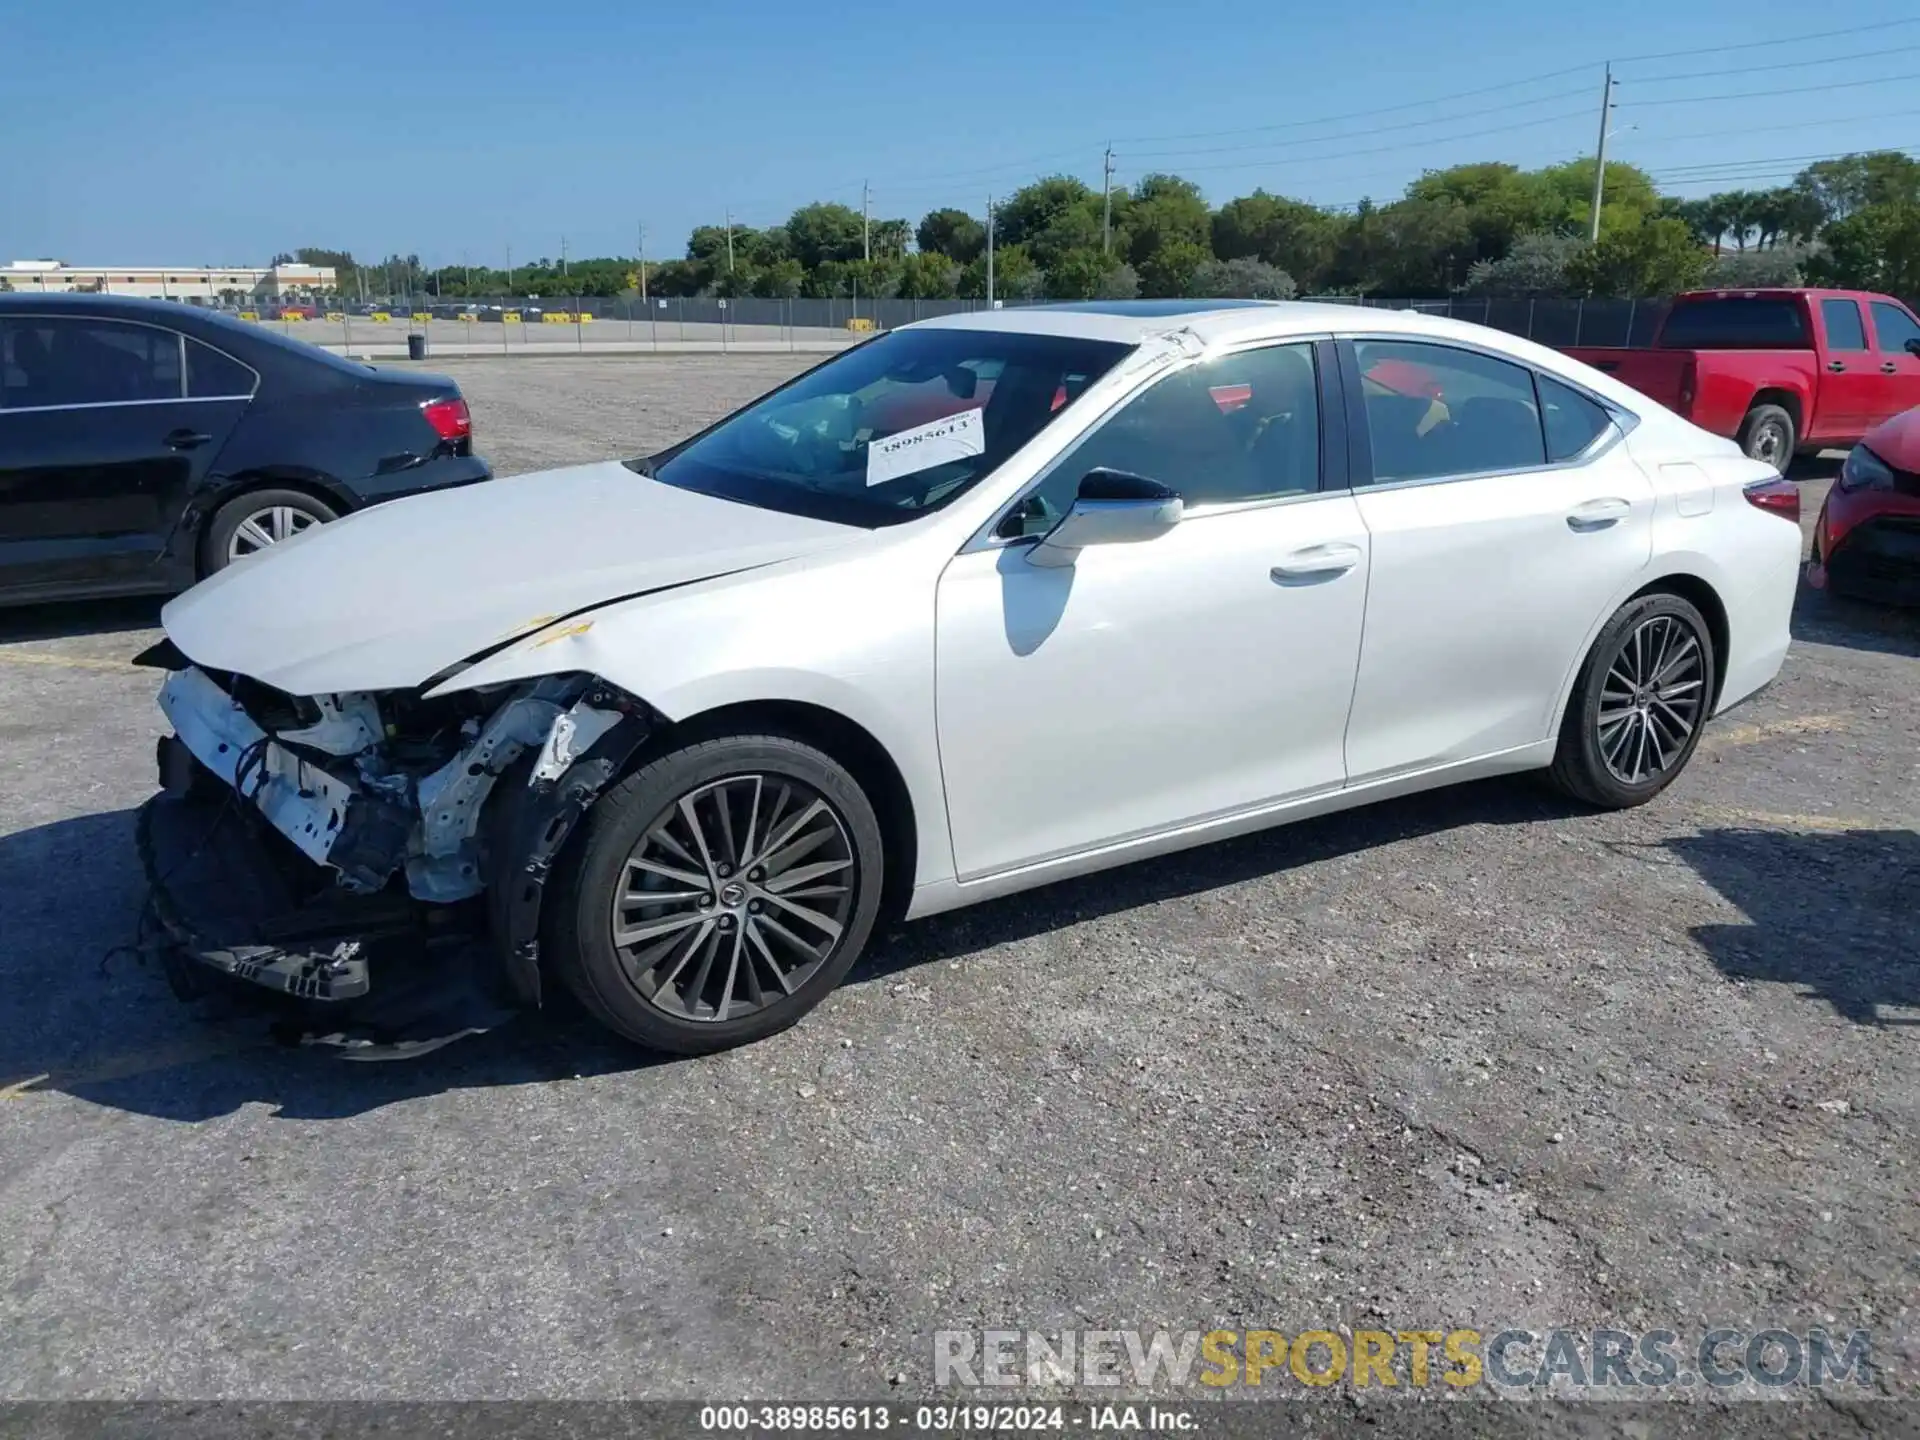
549;732;886;1055
1550;593;1716;809
200;488;338;573
1737;404;1795;473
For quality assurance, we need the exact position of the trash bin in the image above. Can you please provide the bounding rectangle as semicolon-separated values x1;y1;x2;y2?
407;333;428;361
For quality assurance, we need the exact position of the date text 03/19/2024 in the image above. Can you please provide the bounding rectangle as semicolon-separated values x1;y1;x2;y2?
698;1405;1196;1432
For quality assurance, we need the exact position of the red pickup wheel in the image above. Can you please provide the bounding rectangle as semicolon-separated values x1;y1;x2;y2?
1737;404;1795;473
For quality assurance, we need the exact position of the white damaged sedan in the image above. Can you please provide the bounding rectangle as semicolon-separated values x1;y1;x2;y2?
142;300;1801;1054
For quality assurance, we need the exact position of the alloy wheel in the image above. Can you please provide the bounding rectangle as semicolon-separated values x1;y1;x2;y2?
226;503;322;561
1596;614;1707;785
610;775;857;1022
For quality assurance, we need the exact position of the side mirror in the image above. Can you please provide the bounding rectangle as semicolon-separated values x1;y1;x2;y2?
1028;468;1184;568
1905;337;1920;358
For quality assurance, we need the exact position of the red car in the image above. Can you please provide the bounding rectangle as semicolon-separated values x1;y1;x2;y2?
1808;404;1920;605
1564;288;1920;469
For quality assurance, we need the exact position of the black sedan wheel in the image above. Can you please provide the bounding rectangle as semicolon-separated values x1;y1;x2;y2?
1550;592;1716;808
551;732;885;1054
201;488;338;573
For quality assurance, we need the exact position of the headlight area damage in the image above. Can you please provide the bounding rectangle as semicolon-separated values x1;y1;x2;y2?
140;660;656;1056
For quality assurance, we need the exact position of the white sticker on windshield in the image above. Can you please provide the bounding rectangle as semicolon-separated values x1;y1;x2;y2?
865;406;985;486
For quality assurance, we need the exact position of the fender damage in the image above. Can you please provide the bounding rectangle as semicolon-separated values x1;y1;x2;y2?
143;657;655;1055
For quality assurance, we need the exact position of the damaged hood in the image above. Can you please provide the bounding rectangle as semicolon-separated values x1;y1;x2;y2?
162;460;861;695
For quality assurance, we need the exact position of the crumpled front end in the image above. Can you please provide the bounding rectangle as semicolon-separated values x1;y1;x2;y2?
142;660;654;1052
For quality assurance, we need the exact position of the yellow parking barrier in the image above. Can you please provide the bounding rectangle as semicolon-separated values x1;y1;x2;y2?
369;311;392;323
324;312;345;322
457;313;477;322
578;313;593;323
238;310;260;321
846;316;875;332
502;312;522;324
411;312;432;323
541;312;572;324
281;312;305;322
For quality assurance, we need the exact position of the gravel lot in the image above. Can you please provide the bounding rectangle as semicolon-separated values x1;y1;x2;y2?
1;355;1917;1420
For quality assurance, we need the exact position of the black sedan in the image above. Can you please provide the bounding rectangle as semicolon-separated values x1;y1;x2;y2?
0;293;490;606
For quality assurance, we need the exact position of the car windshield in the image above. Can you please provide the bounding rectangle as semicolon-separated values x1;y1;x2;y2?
636;327;1134;527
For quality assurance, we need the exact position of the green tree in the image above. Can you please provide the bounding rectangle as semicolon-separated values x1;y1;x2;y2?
1192;257;1296;299
1211;191;1340;289
896;252;961;299
1330;198;1474;294
1461;231;1582;296
752;258;805;298
957;244;1040;300
1707;247;1805;288
1808;202;1920;293
785;202;867;270
1124;173;1211;272
1137;238;1211;298
1794;151;1920;225
917;208;987;264
1565;217;1708;297
1045;247;1130;299
996;177;1098;251
870;218;912;259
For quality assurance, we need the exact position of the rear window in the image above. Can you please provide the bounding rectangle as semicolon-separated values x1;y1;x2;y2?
1658;298;1809;350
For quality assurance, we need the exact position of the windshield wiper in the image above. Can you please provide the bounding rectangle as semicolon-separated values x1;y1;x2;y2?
623;456;658;478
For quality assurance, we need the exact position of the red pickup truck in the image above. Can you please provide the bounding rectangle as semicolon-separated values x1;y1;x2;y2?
1562;288;1920;469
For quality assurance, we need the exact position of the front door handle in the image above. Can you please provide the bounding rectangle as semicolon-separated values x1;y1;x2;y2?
1271;541;1363;581
166;428;213;450
1567;497;1631;531
1827;360;1847;373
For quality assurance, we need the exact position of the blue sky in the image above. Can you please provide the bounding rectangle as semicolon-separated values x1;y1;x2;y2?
4;0;1918;268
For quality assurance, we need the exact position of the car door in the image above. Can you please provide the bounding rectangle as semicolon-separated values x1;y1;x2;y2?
0;315;253;595
1339;338;1654;785
1868;299;1920;421
934;338;1371;881
1815;297;1877;436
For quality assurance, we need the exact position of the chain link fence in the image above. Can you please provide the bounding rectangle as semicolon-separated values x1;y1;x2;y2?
228;292;1675;353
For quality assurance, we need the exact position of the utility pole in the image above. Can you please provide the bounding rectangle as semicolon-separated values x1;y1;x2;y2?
862;180;871;262
638;221;647;301
561;235;569;279
1102;145;1114;255
986;194;995;307
463;250;470;290
725;209;735;273
506;243;514;296
1588;62;1615;244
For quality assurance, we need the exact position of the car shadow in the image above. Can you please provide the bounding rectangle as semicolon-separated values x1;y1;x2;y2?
849;773;1580;985
1790;581;1920;658
1662;825;1920;1026
0;594;165;644
3;776;1580;1122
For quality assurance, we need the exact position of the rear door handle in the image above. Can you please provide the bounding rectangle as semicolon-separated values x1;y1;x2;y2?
1271;541;1363;581
1882;361;1899;374
1567;497;1631;531
166;428;213;450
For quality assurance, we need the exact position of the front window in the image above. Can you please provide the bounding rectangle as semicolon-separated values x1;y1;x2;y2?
638;327;1134;527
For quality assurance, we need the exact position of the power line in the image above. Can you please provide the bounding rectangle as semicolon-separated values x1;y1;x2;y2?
1608;16;1919;63
1620;41;1920;85
1148;108;1595;176
1628;71;1920;106
1649;146;1918;177
1108;64;1597;146
1622;108;1920;149
1123;88;1591;161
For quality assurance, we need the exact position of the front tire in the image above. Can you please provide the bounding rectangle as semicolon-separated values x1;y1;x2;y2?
549;732;886;1054
1550;593;1716;809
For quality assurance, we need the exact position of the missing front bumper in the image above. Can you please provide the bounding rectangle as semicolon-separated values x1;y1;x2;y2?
140;741;517;1051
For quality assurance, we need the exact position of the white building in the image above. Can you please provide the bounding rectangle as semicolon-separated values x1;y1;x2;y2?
0;259;337;301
